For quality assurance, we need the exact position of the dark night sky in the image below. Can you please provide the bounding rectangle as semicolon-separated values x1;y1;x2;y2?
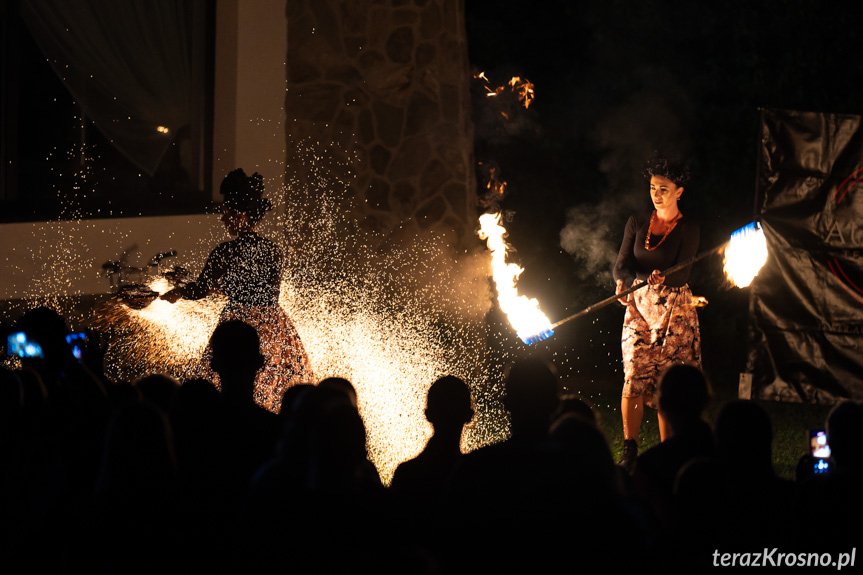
463;0;863;381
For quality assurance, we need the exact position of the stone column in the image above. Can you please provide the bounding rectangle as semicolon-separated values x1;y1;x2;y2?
284;0;476;250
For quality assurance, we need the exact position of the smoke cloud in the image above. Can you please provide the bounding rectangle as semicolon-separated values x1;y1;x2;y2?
560;77;693;287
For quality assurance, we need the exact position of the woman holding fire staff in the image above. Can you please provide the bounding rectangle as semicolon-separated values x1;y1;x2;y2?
160;168;315;412
613;155;701;473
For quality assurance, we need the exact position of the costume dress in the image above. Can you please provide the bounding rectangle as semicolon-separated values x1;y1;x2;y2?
179;231;314;412
612;212;701;409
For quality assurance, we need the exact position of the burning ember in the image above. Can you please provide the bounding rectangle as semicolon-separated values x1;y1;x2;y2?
477;162;507;209
723;222;768;288
478;212;553;344
474;71;535;114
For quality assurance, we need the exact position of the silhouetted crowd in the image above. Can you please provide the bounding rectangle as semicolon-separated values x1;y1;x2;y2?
1;306;861;574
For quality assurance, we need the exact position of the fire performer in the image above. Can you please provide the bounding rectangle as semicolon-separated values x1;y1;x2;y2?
160;168;314;412
613;155;701;472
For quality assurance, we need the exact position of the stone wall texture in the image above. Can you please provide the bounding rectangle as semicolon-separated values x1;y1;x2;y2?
285;0;476;248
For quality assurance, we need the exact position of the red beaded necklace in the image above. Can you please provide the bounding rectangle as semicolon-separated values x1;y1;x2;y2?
645;210;681;251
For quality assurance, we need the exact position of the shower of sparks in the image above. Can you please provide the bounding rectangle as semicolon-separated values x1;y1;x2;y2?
477;212;554;345
95;277;224;382
723;222;768;288
59;140;511;483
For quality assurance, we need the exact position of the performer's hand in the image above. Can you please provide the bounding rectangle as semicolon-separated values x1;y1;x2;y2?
160;288;182;303
616;279;630;305
648;269;665;285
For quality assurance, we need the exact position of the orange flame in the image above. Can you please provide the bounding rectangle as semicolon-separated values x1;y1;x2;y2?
508;76;535;109
477;162;508;209
474;71;535;110
478;213;553;343
486;165;506;200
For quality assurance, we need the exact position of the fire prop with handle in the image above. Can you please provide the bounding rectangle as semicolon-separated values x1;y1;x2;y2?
104;250;189;310
520;221;769;344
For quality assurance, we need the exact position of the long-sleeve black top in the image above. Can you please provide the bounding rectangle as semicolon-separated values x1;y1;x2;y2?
612;212;700;288
178;232;283;306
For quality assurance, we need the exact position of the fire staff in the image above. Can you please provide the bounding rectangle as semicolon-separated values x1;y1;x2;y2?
612;155;702;473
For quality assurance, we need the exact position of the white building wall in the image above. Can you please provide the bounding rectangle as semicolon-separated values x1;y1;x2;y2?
0;0;288;301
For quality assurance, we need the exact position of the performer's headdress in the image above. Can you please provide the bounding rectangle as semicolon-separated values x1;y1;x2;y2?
220;168;273;224
644;152;691;187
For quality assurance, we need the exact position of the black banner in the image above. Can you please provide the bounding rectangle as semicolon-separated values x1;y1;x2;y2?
748;108;863;404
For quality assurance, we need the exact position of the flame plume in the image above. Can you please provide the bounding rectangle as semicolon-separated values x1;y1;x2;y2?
478;213;553;344
723;222;768;288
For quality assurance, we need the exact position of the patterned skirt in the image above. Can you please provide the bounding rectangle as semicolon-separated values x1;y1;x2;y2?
200;301;315;413
621;282;701;409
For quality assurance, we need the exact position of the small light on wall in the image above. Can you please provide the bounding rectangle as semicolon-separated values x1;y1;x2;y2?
156;126;170;134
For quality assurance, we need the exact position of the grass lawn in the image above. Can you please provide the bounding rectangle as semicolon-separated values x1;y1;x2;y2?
560;371;835;481
539;285;840;481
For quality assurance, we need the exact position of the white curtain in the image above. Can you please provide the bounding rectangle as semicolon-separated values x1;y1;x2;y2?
20;0;191;176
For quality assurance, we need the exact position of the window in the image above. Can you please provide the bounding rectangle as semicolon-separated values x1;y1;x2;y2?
0;0;214;223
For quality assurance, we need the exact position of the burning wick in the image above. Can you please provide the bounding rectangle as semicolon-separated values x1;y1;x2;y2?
723;222;768;288
478;213;554;344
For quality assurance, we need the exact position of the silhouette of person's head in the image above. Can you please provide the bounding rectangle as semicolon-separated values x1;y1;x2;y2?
318;377;358;407
135;373;180;414
550;412;620;495
209;320;264;402
503;357;560;438
715;399;773;476
553;393;598;426
14;306;71;367
826;399;863;473
425;375;474;431
96;400;177;495
170;378;220;429
657;363;711;431
307;396;371;489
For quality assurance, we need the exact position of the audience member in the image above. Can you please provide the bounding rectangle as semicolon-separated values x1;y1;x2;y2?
209;319;281;478
390;375;474;504
672;399;796;571
444;357;639;574
632;363;713;528
135;372;180;414
3;301;860;574
70;399;181;574
239;382;389;573
553;392;598;426
168;378;227;573
318;376;358;407
795;399;863;552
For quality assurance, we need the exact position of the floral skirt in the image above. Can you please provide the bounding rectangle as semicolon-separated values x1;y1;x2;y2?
621;282;701;409
200;301;315;413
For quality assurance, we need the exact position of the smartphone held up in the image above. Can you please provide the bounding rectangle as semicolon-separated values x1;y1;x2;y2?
7;332;44;359
809;429;832;476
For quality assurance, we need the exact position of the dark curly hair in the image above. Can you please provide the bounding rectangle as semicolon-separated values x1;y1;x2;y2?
220;168;272;225
644;153;691;187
